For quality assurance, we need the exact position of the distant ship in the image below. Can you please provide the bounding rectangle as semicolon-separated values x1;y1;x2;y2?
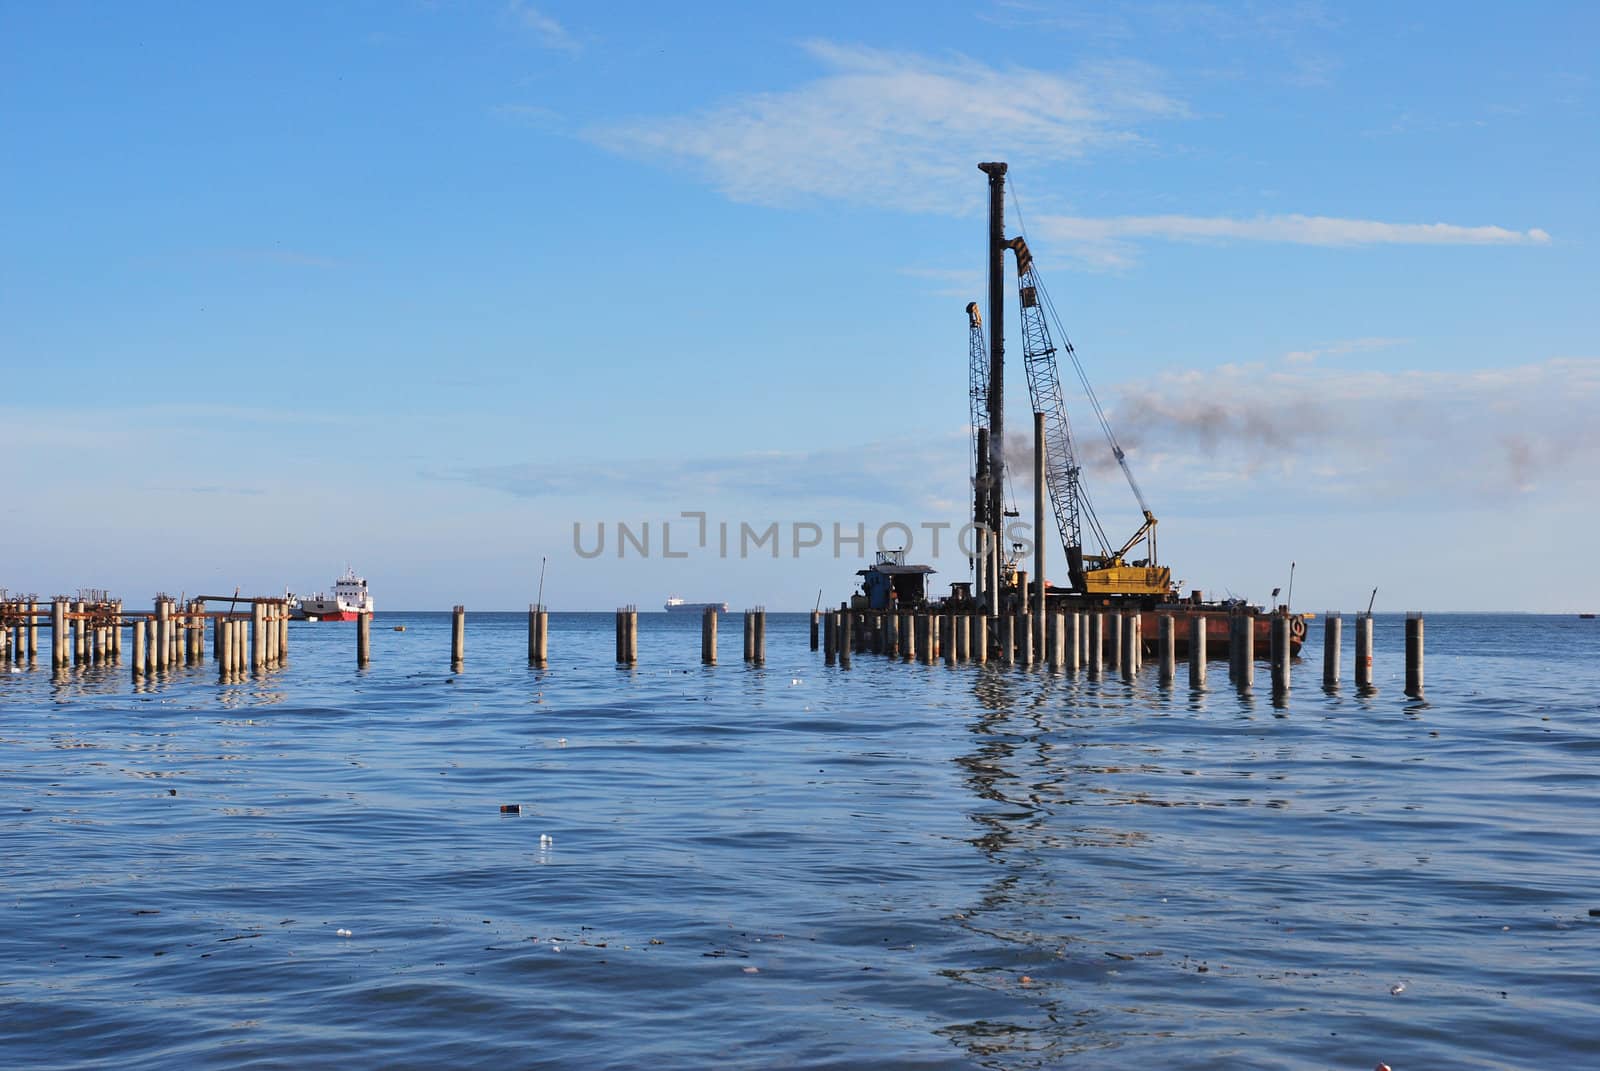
664;596;729;614
291;568;373;622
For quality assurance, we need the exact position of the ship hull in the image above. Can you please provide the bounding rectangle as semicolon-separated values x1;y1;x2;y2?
290;607;361;622
1043;599;1305;658
1135;609;1304;659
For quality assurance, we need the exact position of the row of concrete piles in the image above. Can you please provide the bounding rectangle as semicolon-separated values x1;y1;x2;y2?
357;605;768;670
1314;611;1424;697
692;607;768;665
1;595;44;665
809;605;1424;701
356;604;472;669
815;606;1170;680
202;598;292;678
13;596;1421;698
0;593;291;678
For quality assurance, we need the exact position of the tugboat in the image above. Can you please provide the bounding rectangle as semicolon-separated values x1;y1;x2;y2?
852;550;936;610
291;567;373;622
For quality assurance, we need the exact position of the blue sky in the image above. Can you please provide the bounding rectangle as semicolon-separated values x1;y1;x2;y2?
2;1;1595;611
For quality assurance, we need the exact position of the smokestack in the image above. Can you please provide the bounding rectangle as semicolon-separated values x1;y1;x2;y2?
979;161;1007;615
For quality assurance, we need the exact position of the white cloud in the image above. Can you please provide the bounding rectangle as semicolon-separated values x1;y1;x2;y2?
897;266;985;298
588;41;1186;213
506;2;579;54
1037;212;1552;267
455;430;970;515
1282;336;1407;364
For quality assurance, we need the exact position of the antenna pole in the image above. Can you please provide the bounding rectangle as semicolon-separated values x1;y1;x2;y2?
536;556;547;612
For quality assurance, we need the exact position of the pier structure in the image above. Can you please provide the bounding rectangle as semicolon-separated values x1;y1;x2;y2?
700;606;717;666
1322;612;1341;690
742;607;767;664
1234;610;1255;691
1355;613;1375;693
614;605;637;666
1188;615;1207;688
0;591;291;679
1158;613;1175;686
529;604;549;667
1405;613;1424;698
1271;610;1292;704
194;595;291;678
5;583;1429;705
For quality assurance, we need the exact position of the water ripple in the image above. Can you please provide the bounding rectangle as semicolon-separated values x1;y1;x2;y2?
2;612;1597;1069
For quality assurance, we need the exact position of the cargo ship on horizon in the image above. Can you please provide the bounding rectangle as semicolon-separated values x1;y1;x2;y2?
664;596;729;614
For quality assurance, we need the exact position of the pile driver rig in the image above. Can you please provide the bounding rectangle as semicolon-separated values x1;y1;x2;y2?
973;162;1172;605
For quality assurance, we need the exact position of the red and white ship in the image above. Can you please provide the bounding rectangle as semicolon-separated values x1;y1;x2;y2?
290;568;373;622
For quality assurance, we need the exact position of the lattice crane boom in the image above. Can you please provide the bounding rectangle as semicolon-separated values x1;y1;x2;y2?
1007;237;1096;591
967;300;990;500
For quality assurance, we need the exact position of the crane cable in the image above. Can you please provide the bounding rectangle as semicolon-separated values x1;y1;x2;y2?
1007;180;1115;555
1008;180;1152;519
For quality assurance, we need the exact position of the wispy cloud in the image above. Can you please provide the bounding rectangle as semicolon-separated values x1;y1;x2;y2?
981;1;1342;87
897;266;985;299
506;1;579;54
588;41;1186;213
1282;336;1407;365
453;433;970;513
1035;212;1552;267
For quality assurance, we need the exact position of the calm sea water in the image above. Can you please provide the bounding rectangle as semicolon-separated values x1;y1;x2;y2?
3;611;1597;1070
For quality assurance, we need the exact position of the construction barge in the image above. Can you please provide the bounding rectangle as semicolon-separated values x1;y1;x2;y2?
845;161;1305;660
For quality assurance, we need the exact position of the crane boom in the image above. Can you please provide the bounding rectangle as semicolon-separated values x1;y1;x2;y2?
1007;237;1090;592
967;301;994;561
1005;236;1171;599
967;300;989;496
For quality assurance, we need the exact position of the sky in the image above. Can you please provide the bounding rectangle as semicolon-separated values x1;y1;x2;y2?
2;1;1596;612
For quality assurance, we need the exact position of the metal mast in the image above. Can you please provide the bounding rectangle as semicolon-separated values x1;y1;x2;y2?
967;301;989;484
967;302;991;605
978;162;1007;613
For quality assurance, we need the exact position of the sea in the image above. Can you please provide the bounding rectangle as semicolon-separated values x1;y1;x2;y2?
3;611;1597;1070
